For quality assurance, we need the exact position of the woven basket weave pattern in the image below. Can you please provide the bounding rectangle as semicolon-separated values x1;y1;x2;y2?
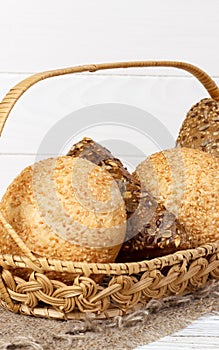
0;61;219;319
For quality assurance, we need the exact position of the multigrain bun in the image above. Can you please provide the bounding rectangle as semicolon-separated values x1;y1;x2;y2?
176;99;219;157
68;138;191;262
136;147;219;247
0;156;126;263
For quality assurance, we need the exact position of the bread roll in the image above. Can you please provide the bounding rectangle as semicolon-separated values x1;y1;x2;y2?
136;147;219;247
0;156;126;263
176;98;219;157
68;138;190;262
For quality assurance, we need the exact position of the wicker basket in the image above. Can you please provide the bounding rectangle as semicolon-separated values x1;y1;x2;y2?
0;61;219;320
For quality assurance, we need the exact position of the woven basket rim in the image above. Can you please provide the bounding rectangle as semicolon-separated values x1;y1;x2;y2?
0;242;218;275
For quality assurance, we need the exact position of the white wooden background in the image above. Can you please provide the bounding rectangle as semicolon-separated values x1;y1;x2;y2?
0;1;218;349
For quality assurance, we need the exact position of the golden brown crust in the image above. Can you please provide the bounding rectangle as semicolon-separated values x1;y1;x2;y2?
136;147;219;248
0;156;126;263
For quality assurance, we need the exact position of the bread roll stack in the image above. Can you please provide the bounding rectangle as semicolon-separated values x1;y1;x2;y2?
136;147;219;247
0;156;126;263
67;138;191;262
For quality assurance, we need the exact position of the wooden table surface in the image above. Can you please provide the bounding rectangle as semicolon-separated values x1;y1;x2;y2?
135;315;219;350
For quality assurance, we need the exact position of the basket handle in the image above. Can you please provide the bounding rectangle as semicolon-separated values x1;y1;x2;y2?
0;60;219;136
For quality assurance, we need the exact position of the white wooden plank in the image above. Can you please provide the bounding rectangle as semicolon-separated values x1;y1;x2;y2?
137;337;218;349
1;74;218;155
134;314;219;350
0;73;28;97
0;1;219;76
174;315;219;337
0;155;35;200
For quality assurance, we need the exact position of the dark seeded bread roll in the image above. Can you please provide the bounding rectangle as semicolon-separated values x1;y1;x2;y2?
176;98;219;157
67;138;191;262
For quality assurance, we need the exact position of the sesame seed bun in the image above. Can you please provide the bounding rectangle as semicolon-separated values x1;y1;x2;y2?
0;156;126;263
135;147;219;247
